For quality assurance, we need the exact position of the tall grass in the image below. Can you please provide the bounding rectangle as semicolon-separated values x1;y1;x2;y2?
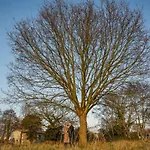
1;140;150;150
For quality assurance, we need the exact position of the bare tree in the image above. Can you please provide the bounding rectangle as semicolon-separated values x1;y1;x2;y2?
22;102;78;128
6;0;150;146
95;82;150;140
1;109;20;142
94;92;135;140
124;82;150;139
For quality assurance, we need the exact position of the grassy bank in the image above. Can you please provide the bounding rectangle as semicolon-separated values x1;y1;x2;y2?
0;140;150;150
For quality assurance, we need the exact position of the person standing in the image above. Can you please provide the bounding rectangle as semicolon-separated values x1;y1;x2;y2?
63;124;70;148
68;122;75;146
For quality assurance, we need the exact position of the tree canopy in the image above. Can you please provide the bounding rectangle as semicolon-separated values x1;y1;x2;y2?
21;114;42;142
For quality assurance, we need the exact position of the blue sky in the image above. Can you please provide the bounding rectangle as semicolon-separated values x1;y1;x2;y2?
0;0;150;126
0;0;45;112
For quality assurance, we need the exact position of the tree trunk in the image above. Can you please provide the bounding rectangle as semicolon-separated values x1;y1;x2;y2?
79;113;87;147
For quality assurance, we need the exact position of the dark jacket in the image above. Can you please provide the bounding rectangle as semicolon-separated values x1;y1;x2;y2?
68;125;75;144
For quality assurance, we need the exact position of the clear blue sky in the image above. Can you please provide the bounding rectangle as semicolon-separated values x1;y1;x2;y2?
0;0;150;126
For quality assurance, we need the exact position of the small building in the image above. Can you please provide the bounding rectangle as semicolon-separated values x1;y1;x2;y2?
9;130;30;145
10;129;45;145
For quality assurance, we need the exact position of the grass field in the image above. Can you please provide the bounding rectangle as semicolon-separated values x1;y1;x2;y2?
0;140;150;150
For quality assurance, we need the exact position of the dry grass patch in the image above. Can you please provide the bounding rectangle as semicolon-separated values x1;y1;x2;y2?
0;140;150;150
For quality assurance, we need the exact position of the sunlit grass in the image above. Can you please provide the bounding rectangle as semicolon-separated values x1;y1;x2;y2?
1;140;150;150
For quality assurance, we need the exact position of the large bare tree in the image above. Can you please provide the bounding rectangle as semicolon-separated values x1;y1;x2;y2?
7;0;150;146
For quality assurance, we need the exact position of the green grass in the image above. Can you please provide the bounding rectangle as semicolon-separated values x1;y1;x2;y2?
0;140;150;150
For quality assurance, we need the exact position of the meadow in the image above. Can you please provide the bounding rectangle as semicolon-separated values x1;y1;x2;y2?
0;140;150;150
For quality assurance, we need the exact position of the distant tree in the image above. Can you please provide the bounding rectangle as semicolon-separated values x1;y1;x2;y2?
7;0;150;146
21;114;42;143
22;102;78;128
95;82;150;140
1;109;20;142
44;125;63;141
0;110;3;141
123;82;150;139
94;93;133;140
